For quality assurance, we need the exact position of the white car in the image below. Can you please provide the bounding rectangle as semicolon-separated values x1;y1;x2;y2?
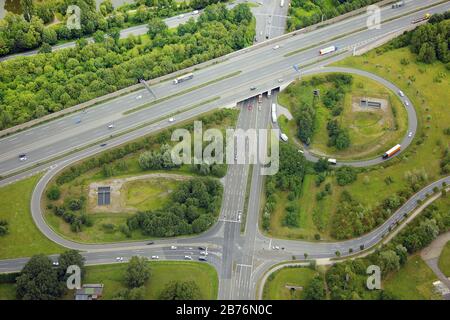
184;255;192;260
408;131;413;138
200;251;208;256
170;246;177;250
168;117;175;123
116;257;124;262
278;79;284;83
136;95;142;100
398;90;405;97
280;133;288;142
192;10;199;15
404;100;409;107
19;154;27;161
151;255;159;259
107;124;114;129
273;45;280;50
272;246;280;250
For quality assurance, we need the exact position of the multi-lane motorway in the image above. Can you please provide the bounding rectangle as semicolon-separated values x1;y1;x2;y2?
0;0;449;300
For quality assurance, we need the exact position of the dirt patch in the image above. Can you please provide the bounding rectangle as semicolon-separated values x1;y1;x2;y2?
88;173;190;214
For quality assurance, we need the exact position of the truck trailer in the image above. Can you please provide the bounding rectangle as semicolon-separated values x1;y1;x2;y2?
173;73;194;84
383;144;401;159
319;46;337;55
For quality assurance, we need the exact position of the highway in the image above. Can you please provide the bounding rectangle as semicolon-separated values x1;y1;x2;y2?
0;0;449;301
0;0;446;178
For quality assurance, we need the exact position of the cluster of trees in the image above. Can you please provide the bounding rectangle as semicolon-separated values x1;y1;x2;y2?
326;119;351;150
287;0;383;31
0;3;254;129
441;147;450;174
139;143;179;170
126;177;222;237
15;250;85;300
159;280;202;300
262;143;307;231
306;192;450;300
0;0;228;57
49;196;93;232
335;166;357;186
191;162;227;178
0;219;9;236
114;256;151;299
391;13;449;64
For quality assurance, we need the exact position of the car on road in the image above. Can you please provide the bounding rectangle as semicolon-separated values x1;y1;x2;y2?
19;154;27;161
250;86;256;91
248;104;253;111
75;118;81;124
100;143;107;147
398;90;404;97
192;10;199;14
272;246;280;250
273;45;280;50
116;257;124;262
170;246;177;250
184;255;192;260
178;14;184;19
107;124;114;129
404;100;409;107
200;251;208;256
136;95;142;100
168;117;175;123
198;246;206;251
147;241;154;245
280;133;288;142
151;255;159;259
199;256;207;261
278;79;284;83
408;131;413;138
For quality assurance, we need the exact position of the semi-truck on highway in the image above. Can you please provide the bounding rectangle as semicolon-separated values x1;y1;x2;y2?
280;0;284;7
271;103;277;123
319;46;337;55
412;13;431;24
383;144;401;159
173;73;194;84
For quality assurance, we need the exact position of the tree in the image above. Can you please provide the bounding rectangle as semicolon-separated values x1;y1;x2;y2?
46;185;61;200
303;276;325;300
16;255;64;300
336;166;357;186
0;219;9;236
377;250;400;275
418;42;436;63
57;250;85;281
159;280;202;300
147;17;168;39
20;0;34;22
125;256;151;288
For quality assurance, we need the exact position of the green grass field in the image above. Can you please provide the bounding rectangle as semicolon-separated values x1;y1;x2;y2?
0;283;16;300
0;174;63;259
383;254;440;300
438;241;450;277
262;266;319;300
122;178;178;212
78;261;218;300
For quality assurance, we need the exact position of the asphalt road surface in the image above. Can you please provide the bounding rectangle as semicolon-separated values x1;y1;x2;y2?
1;0;446;177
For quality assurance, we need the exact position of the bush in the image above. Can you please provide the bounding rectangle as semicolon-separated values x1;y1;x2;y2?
336;166;357;186
46;185;61;201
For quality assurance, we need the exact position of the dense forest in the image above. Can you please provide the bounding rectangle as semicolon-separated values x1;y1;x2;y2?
0;0;229;56
389;12;450;64
287;0;383;31
126;177;223;237
262;143;308;230
0;3;254;129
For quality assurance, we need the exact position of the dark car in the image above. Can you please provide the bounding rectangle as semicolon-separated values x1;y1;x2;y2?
147;241;155;245
100;143;107;147
198;246;206;251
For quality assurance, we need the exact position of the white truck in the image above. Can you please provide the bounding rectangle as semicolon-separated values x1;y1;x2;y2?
319;45;337;55
173;73;194;84
280;0;285;7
